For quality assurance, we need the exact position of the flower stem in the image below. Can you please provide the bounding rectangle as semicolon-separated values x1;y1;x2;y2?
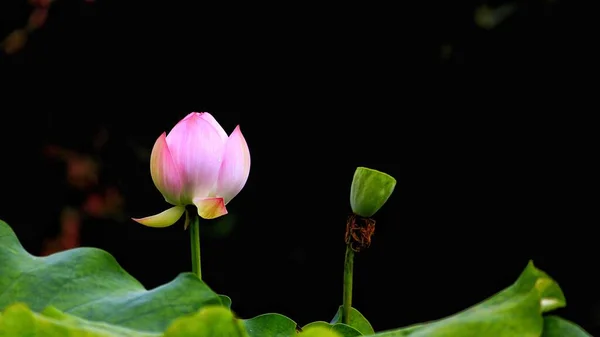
342;243;354;325
188;209;202;279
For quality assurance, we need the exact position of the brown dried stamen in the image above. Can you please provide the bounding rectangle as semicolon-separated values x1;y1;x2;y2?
345;214;376;252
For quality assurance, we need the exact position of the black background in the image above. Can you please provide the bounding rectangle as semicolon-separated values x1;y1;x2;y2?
1;0;596;335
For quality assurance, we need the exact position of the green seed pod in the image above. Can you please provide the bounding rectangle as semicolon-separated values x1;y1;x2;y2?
350;167;396;218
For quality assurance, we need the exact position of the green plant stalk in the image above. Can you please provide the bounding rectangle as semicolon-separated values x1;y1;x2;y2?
188;210;202;279
342;244;354;324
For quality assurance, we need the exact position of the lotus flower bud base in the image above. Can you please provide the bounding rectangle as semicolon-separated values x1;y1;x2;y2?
345;213;376;253
341;213;377;325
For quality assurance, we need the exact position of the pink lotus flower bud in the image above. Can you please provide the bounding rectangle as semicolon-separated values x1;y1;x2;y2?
133;112;250;227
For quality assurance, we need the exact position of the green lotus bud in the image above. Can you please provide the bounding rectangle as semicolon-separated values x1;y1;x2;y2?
350;167;396;218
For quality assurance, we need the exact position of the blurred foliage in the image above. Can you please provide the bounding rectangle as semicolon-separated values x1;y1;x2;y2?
1;0;562;60
474;3;517;30
39;126;128;254
2;0;51;54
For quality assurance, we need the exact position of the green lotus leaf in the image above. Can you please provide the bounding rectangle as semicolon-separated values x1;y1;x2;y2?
243;313;298;337
541;316;592;337
303;321;362;337
331;306;375;335
0;220;223;332
0;302;250;336
298;325;344;337
365;261;574;336
164;305;248;336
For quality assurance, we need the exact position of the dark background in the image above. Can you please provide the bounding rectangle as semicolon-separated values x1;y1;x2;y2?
1;0;596;335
